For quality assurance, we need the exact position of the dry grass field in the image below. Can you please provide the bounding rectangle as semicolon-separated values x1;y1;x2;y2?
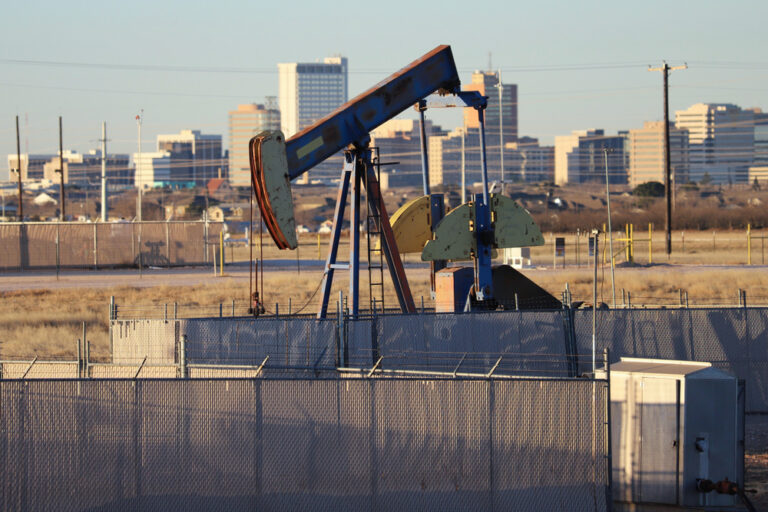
2;263;767;362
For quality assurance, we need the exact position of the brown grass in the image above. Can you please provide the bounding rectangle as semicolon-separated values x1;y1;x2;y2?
3;264;767;362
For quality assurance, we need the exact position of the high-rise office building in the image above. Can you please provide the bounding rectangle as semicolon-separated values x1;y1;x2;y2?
627;121;689;187
227;102;281;188
675;103;754;184
278;56;348;138
462;71;518;182
554;129;627;185
463;71;518;142
157;129;223;186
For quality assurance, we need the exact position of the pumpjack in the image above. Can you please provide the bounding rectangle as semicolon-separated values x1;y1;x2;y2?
250;45;549;319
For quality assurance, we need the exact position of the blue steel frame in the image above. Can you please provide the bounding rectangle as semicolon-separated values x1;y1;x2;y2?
317;148;416;319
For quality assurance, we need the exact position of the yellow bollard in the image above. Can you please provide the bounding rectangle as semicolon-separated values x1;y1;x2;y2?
747;223;752;265
625;224;630;262
648;223;653;264
630;223;634;262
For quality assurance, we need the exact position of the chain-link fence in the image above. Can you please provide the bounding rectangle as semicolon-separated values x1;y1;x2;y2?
573;307;768;413
0;221;223;270
111;306;768;412
0;377;610;512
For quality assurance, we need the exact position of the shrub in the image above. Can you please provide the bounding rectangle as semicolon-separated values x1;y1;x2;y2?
633;181;665;197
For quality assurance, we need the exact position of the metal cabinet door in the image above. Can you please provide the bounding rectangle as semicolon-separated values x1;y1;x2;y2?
639;377;679;504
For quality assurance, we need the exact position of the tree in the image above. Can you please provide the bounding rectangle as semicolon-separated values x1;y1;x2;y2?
700;172;713;185
633;181;665;197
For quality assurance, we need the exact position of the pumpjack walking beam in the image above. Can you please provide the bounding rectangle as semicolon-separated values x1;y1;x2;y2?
250;45;462;315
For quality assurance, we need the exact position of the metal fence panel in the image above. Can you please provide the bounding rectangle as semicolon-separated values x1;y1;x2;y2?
0;378;609;512
179;318;338;369
492;379;609;512
0;221;222;270
111;307;768;411
574;308;768;412
0;224;21;268
95;222;134;267
372;379;491;511
59;222;97;267
360;311;570;376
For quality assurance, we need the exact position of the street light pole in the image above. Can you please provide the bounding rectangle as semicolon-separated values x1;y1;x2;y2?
136;110;143;222
604;148;616;308
496;70;504;194
58;116;65;221
101;121;108;222
15;116;22;220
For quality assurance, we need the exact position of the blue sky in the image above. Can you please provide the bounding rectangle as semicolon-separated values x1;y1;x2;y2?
2;0;767;180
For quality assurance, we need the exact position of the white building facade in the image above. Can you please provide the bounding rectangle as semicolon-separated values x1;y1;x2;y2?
133;151;172;189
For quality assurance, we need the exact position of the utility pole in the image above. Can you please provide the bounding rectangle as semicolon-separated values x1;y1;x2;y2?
648;61;687;256
15;116;22;220
100;121;108;222
136;110;143;222
496;69;504;194
58;116;65;221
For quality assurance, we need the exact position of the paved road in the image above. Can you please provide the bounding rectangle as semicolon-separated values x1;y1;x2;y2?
1;262;764;293
0;260;432;291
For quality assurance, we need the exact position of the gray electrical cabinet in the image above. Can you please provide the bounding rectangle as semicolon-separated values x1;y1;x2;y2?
598;358;744;510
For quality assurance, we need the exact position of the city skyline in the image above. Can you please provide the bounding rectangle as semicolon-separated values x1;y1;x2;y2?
2;0;767;181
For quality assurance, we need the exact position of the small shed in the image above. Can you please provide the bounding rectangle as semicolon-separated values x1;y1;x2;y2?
598;357;743;510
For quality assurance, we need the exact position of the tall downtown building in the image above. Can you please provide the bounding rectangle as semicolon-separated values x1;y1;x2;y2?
675;103;754;184
626;121;689;188
227;102;281;188
278;56;348;138
278;56;348;182
462;71;518;182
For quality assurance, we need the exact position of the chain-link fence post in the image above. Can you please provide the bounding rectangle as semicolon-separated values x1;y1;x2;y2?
93;223;98;270
179;334;188;378
109;295;115;362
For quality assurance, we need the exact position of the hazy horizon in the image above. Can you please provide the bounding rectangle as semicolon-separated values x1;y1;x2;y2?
2;0;767;181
